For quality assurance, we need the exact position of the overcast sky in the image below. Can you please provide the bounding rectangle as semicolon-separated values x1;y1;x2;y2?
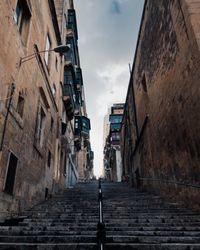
74;0;144;177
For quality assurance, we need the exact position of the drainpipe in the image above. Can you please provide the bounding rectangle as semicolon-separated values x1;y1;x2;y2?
129;64;139;140
0;82;15;152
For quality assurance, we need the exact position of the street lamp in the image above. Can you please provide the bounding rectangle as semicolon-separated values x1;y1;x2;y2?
0;83;15;152
0;45;70;155
19;45;70;65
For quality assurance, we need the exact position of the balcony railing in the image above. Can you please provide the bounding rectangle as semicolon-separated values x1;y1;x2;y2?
74;116;91;138
67;9;78;40
63;84;75;120
75;67;83;86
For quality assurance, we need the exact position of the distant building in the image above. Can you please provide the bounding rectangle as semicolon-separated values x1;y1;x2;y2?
121;0;200;210
103;103;124;182
103;108;111;148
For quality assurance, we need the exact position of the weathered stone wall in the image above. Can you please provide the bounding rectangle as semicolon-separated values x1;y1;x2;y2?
124;0;200;210
0;0;65;218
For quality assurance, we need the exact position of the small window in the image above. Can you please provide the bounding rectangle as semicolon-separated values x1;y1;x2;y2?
45;187;48;200
52;84;56;98
64;66;74;85
142;74;147;92
36;107;46;147
16;93;25;117
50;117;54;132
66;36;77;65
14;0;31;45
63;153;67;175
47;150;51;168
44;34;51;66
4;153;18;195
55;57;58;71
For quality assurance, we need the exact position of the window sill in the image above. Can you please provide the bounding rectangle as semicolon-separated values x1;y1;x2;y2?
8;106;24;129
33;140;44;158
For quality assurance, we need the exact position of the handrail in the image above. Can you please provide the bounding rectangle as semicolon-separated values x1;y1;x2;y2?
140;177;200;189
96;178;106;250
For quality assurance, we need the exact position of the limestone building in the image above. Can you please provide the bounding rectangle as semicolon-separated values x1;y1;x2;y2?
121;0;200;210
0;0;92;219
104;103;124;182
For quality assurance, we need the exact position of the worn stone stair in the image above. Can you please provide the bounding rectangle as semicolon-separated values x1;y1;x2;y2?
0;181;199;249
102;182;200;249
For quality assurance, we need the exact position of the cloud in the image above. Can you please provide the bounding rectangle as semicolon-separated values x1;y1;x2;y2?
96;64;129;115
110;0;121;14
74;0;145;176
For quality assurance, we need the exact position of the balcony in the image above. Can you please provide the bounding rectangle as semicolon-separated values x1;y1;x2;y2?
64;40;78;67
110;123;121;132
74;116;91;138
109;114;123;124
67;9;78;40
75;67;83;86
74;137;81;151
110;132;120;146
63;84;75;121
90;151;94;161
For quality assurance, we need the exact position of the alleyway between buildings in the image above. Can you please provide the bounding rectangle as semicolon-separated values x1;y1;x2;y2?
0;181;200;249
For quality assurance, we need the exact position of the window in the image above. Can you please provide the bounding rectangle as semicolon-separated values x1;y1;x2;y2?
111;132;120;141
64;67;74;85
67;9;78;40
44;34;51;66
52;84;56;98
50;117;54;132
109;115;123;124
63;153;67;175
14;0;31;45
66;37;77;65
36;107;46;147
4;153;18;195
110;123;121;131
55;57;58;71
47;150;51;168
16;93;25;117
75;67;83;85
45;187;48;200
142;74;147;92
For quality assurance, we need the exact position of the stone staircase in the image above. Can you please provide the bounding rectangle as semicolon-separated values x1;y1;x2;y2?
0;181;199;249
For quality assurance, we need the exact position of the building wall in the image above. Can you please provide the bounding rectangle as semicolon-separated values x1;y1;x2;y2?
104;104;124;182
0;0;67;219
116;149;122;182
123;0;200;210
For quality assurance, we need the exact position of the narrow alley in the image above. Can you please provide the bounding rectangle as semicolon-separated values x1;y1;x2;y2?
0;0;200;249
0;180;200;249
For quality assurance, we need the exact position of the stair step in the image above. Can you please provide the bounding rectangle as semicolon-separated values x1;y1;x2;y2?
0;235;200;244
0;181;199;249
0;243;200;250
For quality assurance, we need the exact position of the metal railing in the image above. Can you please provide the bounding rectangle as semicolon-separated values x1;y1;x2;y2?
97;178;106;250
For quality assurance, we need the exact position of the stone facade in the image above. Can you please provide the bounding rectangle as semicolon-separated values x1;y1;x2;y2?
121;0;200;211
104;104;124;182
0;0;92;219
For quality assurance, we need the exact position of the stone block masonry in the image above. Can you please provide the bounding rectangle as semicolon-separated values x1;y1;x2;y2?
122;0;200;211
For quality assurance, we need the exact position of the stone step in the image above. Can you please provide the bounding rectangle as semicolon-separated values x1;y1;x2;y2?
0;229;200;237
0;181;199;248
0;235;200;244
1;225;200;234
23;212;200;218
21;218;200;224
0;242;200;250
17;222;200;228
0;242;198;250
